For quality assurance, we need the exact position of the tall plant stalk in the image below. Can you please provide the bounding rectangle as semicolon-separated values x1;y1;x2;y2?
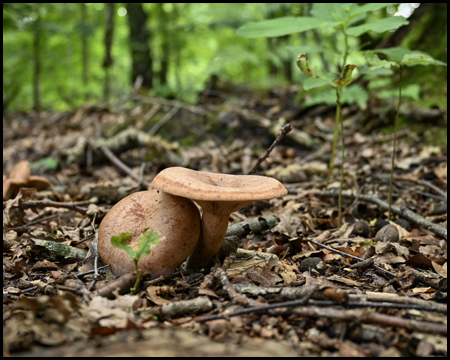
388;66;402;221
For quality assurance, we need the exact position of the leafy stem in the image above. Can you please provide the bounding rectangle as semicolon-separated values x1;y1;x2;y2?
336;87;344;228
110;229;162;295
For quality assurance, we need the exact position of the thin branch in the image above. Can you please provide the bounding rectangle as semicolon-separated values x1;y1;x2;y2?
3;199;88;214
9;214;58;232
316;191;447;240
418;179;447;200
306;237;396;278
148;104;181;136
100;145;150;188
247;123;292;175
196;298;444;323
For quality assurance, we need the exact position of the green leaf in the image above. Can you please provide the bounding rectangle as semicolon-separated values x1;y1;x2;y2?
342;85;369;107
135;229;162;260
377;84;420;101
236;17;322;38
296;53;330;83
373;46;410;63
365;52;398;70
111;232;136;260
303;77;331;90
369;48;447;67
349;3;398;18
347;16;409;36
303;85;368;108
401;53;447;67
287;45;327;55
310;3;349;22
30;157;59;171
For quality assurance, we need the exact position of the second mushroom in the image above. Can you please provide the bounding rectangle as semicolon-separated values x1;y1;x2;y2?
152;167;287;270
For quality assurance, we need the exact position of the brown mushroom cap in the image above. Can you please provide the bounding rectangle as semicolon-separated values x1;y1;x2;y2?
152;167;287;212
152;167;287;269
98;188;201;276
3;161;31;200
3;161;51;200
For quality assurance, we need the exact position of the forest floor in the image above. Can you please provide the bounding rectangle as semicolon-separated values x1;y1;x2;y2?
3;86;447;357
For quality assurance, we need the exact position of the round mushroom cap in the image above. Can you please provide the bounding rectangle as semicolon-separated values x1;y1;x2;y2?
152;167;287;214
98;189;201;276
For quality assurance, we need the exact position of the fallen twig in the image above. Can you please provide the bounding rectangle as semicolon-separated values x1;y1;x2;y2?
9;214;58;232
3;199;88;214
290;306;446;335
92;273;137;299
225;215;279;238
247;123;292;175
316;191;447;240
148;104;181;136
213;258;263;307
100;145;150;188
29;238;88;262
418;179;447;199
306;237;396;278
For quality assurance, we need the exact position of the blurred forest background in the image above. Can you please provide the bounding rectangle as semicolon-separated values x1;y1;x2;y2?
3;3;447;118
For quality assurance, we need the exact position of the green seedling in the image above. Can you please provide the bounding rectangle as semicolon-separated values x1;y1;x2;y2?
366;48;446;221
238;4;411;229
297;53;357;227
111;229;162;295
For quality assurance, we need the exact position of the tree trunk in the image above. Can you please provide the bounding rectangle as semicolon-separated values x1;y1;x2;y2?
80;4;89;101
103;3;115;101
32;9;41;111
157;4;169;86
126;3;153;90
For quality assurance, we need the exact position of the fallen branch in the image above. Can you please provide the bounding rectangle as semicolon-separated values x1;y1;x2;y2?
28;238;88;262
196;298;446;323
148;104;181;136
306;237;396;278
66;128;178;165
100;145;150;188
225;215;279;237
93;273;137;299
161;296;213;318
248;123;292;175
290;306;446;335
316;191;447;240
3;199;88;214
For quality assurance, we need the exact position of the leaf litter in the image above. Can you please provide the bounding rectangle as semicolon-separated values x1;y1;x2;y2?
2;91;447;356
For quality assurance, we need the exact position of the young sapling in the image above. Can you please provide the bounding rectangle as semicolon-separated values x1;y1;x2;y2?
296;53;357;227
366;48;447;220
111;229;162;294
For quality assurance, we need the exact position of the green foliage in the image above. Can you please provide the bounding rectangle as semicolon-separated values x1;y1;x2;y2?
345;16;408;36
2;4;447;112
236;17;320;38
365;47;446;221
30;157;59;171
304;85;369;108
111;229;162;294
366;47;447;69
377;84;420;101
111;230;161;263
237;4;405;38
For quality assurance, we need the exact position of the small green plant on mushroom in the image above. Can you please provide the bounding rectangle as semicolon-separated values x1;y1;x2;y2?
365;48;447;220
111;229;162;295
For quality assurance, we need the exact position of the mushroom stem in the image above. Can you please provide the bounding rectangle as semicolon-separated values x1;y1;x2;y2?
185;210;230;270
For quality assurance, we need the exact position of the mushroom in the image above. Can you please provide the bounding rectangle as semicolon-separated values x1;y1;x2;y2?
3;160;51;200
152;167;287;270
98;188;201;276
